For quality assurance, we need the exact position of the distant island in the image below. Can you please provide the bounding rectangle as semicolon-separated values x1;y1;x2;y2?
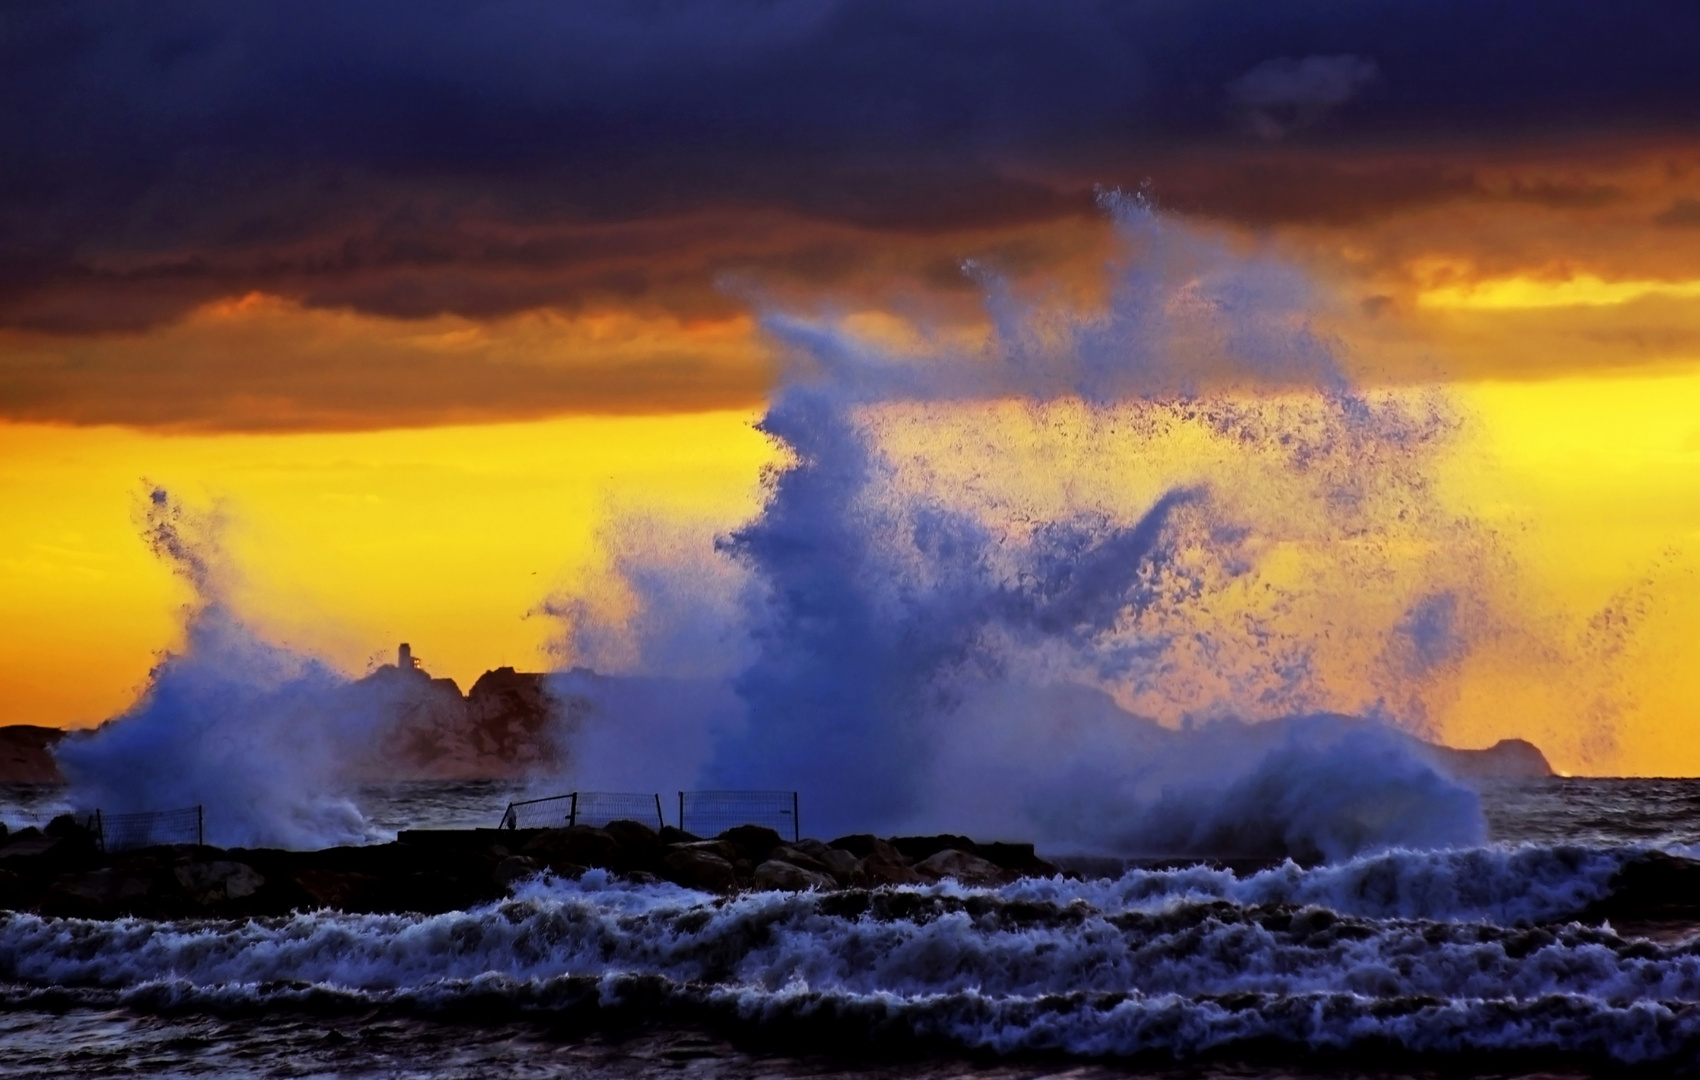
0;645;565;784
1;645;1557;785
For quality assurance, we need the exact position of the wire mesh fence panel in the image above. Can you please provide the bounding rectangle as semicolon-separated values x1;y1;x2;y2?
573;792;664;829
679;791;798;841
97;805;202;851
499;793;576;830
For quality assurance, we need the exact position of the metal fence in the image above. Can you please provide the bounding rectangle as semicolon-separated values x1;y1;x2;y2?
499;792;664;830
93;805;203;852
679;791;798;842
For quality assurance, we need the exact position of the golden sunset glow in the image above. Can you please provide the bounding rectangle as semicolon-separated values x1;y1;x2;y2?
1420;274;1700;310
0;414;778;728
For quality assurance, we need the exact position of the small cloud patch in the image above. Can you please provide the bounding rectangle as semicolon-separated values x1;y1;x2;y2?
1228;54;1379;141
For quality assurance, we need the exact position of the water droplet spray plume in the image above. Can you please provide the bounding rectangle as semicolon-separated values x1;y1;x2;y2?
563;192;1490;855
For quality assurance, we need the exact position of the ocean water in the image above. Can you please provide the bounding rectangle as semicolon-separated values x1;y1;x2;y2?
2;778;1699;1078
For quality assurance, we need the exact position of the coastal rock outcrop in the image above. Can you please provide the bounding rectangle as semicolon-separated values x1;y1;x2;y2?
1422;737;1555;780
342;647;575;780
0;725;66;784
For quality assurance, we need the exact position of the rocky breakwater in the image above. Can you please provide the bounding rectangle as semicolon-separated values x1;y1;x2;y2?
482;822;1061;894
0;815;1061;920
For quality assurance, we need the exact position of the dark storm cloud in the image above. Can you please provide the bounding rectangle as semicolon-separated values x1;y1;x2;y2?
2;0;1698;333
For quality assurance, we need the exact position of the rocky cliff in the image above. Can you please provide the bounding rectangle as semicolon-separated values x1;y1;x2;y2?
0;725;65;784
344;657;574;780
1421;737;1555;780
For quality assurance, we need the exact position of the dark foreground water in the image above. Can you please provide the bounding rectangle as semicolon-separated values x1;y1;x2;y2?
4;778;1700;1078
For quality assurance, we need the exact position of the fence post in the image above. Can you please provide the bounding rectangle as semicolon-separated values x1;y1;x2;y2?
792;791;799;842
94;809;104;854
678;791;685;834
653;793;664;830
197;805;204;847
568;792;578;828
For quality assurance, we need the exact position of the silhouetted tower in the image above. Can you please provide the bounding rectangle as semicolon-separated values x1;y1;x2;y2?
398;643;418;671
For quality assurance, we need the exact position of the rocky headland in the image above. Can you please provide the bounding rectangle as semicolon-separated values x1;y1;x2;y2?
1417;737;1555;780
0;725;66;784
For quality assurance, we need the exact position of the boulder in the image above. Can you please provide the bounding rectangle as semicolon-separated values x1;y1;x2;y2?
40;867;155;914
770;845;834;876
753;859;835;891
719;824;785;865
603;819;660;844
975;842;1061;877
890;834;979;864
175;861;265;904
914;849;1005;886
0;833;59;860
851;858;925;887
674;838;740;863
492;855;543;889
815;848;861;880
293;869;382;910
785;840;858;880
602;819;666;872
660;846;737;892
658;826;699;844
828;834;909;865
787;838;835;859
521;826;619;869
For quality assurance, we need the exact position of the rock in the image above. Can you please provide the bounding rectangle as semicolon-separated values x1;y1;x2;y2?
0;833;59;860
658;826;699;844
293;869;382;910
660;846;737;892
828;834;909;865
719;825;785;865
785;840;859;880
175;861;265;904
787;838;834;859
41;867;154;914
0;725;67;784
770;845;834;876
41;814;103;858
492;855;542;889
974;842;1061;877
603;819;661;846
815;848;861;879
602;819;666;872
674;838;740;863
753;859;835;891
914;849;1005;886
851;858;924;887
521;826;619;869
1425;737;1555;780
890;834;979;864
622;870;662;886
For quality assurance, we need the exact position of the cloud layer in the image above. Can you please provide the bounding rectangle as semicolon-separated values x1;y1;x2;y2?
4;2;1700;425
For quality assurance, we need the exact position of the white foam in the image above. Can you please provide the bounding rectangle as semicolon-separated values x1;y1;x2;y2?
0;846;1686;1062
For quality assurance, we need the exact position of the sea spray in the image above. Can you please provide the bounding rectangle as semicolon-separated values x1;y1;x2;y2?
53;488;379;848
558;194;1492;851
